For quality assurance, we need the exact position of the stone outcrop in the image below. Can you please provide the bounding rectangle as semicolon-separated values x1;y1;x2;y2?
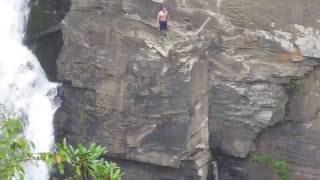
27;0;320;179
54;0;211;179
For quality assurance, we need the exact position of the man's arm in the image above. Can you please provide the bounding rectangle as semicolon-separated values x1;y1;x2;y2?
157;13;160;24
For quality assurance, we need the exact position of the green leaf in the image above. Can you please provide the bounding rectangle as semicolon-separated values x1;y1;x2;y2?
0;107;123;180
58;163;64;175
75;167;81;176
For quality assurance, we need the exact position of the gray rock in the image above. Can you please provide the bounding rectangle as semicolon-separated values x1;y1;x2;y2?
27;0;320;179
256;69;320;179
55;0;211;179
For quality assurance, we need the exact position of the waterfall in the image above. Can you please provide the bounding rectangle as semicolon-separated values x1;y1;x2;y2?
0;0;60;179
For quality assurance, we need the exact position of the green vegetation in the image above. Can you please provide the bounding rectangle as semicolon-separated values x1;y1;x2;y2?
54;140;122;180
0;111;122;180
249;153;291;180
0;117;33;179
286;79;306;95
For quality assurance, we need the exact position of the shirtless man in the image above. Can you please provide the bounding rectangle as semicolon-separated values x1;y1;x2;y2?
157;5;170;37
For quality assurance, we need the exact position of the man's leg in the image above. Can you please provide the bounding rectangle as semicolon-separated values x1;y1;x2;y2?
160;22;164;37
164;21;168;38
160;21;168;39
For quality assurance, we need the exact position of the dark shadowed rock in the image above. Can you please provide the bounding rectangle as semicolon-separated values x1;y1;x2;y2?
26;0;70;81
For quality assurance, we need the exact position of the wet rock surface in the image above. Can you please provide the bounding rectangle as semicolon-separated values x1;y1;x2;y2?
28;0;320;179
26;0;70;81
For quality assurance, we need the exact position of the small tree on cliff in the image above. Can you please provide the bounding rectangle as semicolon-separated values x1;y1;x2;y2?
0;110;122;180
53;139;123;180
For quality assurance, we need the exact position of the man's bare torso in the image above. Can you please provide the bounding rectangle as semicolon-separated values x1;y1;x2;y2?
158;10;168;22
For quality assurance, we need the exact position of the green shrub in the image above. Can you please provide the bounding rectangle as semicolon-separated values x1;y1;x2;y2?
286;79;306;95
55;139;122;180
0;114;123;180
249;153;291;180
0;117;34;179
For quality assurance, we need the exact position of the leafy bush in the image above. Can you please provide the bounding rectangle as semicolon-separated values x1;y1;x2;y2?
0;117;33;179
54;139;122;180
0;114;123;180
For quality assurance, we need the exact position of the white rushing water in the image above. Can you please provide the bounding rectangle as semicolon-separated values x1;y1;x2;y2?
0;0;60;179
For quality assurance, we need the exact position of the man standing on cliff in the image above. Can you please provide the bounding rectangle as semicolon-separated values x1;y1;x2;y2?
157;5;170;38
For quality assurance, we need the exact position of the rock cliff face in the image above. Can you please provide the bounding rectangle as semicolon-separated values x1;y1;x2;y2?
28;0;320;179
